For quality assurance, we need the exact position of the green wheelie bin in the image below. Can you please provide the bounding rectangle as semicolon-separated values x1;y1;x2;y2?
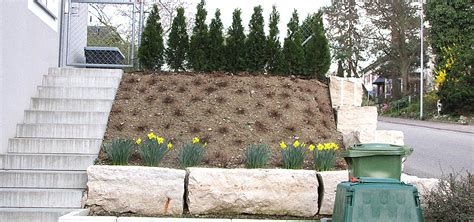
332;177;424;222
342;143;413;180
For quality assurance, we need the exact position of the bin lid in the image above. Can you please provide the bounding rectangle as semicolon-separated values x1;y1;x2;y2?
342;143;412;157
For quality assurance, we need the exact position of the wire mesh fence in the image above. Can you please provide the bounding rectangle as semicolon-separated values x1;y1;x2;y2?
66;0;142;68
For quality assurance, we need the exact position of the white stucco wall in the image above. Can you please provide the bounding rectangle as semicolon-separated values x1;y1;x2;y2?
0;0;61;154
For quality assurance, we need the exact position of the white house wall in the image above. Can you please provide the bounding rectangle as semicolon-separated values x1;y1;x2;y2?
0;0;61;154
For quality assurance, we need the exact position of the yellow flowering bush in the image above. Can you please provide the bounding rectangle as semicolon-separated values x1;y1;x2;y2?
280;140;307;169
435;47;455;88
136;131;172;167
178;137;206;168
312;142;339;171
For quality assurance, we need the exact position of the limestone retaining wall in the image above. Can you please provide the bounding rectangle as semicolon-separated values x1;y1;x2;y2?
84;166;438;217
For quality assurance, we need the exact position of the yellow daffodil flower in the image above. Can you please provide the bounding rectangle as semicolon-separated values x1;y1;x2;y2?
317;144;324;151
324;143;331;150
147;132;156;140
279;141;287;149
308;144;315;151
192;137;200;144
167;142;173;150
157;137;165;144
293;140;300;148
136;138;142;145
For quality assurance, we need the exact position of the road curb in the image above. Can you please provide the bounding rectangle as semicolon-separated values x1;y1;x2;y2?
378;118;474;134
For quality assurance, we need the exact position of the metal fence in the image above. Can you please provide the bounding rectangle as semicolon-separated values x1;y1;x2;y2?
65;0;143;68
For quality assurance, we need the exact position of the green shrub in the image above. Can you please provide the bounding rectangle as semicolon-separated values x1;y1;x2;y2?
423;172;473;221
280;140;306;169
178;137;206;168
245;144;271;168
311;143;339;171
138;132;172;167
105;138;134;165
423;92;439;115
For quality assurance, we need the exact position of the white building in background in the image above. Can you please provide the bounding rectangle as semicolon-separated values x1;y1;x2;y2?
0;0;87;156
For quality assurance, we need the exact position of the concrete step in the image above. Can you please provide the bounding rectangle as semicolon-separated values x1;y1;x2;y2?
0;207;77;222
16;123;106;138
0;188;83;208
49;67;123;78
0;170;87;188
37;86;118;99
42;75;121;88
8;138;102;154
30;98;113;112
24;110;110;124
4;153;97;170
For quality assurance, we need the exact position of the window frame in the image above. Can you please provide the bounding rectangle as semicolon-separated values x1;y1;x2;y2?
34;0;57;20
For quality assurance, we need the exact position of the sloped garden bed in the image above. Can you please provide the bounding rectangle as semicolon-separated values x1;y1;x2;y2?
98;71;344;169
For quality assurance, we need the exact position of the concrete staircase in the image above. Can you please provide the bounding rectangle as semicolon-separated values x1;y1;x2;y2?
0;68;122;222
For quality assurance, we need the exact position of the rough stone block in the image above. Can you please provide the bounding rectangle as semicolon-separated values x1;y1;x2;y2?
401;174;439;199
317;170;348;215
373;130;405;145
329;76;363;108
86;166;186;216
336;106;378;143
187;168;319;217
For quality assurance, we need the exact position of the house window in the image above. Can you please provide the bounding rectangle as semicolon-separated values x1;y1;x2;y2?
34;0;57;20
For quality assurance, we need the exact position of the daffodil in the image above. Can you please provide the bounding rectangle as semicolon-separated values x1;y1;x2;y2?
308;144;315;151
136;138;142;145
147;132;156;140
317;144;324;151
192;137;200;144
293;140;300;148
167;142;173;150
333;143;339;150
279;141;287;149
156;137;165;144
324;143;331;150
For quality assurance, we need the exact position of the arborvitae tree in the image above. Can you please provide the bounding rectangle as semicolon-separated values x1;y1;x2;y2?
245;5;267;73
188;0;209;72
137;4;164;71
267;5;281;74
336;60;344;77
208;9;225;71
302;12;331;79
225;9;246;73
281;10;305;75
166;7;189;72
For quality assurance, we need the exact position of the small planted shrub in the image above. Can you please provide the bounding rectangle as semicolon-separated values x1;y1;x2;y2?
178;137;206;168
280;140;307;169
105;138;134;165
423;172;473;221
137;132;172;167
311;143;339;171
245;144;271;168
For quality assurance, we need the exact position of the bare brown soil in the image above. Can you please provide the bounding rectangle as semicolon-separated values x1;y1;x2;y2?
98;71;345;169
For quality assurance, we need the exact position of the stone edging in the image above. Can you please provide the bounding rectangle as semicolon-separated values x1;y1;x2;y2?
59;209;322;222
77;166;438;219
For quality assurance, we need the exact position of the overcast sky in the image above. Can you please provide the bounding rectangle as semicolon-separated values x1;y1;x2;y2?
185;0;332;38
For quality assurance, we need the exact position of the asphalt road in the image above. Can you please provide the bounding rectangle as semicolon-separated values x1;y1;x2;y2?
377;117;474;178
